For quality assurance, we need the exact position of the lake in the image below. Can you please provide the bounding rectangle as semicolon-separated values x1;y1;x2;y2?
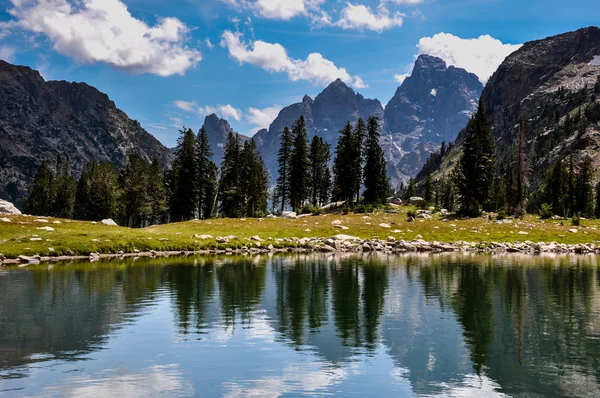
1;253;600;397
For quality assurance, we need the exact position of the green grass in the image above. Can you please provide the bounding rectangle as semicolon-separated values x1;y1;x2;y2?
1;210;600;258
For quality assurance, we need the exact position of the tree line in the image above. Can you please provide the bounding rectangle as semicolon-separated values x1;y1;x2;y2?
274;115;390;213
24;113;391;225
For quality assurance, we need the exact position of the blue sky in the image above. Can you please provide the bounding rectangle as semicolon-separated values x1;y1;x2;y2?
0;0;598;147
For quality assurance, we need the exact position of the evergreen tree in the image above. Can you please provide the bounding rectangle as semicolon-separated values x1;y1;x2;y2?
74;162;94;220
455;101;496;216
353;118;367;202
289;116;310;212
308;136;332;207
120;154;150;227
404;178;416;202
442;176;457;212
575;156;594;217
75;163;120;221
423;166;433;205
147;159;168;225
275;126;293;213
595;180;600;219
218;132;243;218
170;128;198;222
333;122;360;205
363;116;389;204
568;155;576;215
50;156;77;219
196;127;217;219
514;119;527;216
240;140;270;217
24;160;53;216
546;161;570;218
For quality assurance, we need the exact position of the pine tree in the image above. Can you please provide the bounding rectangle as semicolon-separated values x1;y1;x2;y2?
76;163;120;221
147;158;168;225
333;122;360;205
120;154;150;227
595;180;600;219
74;162;94;220
308;136;332;207
51;156;77;219
546;161;569;218
218;132;243;218
455;101;496;216
404;178;416;202
289;116;310;212
240;140;270;217
170;128;198;222
575;156;594;217
514;118;528;216
24;160;53;216
423;166;433;205
353;117;367;202
363;116;389;204
275;126;293;213
196;127;216;219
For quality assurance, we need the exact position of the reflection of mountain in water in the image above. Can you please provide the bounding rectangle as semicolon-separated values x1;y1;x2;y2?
3;254;600;396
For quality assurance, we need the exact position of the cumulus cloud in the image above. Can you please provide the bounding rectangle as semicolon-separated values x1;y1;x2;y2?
335;3;404;32
394;73;410;84
0;46;16;63
173;100;197;112
176;101;243;121
221;30;366;88
416;33;522;82
3;0;201;76
247;105;283;129
204;38;215;49
218;104;243;121
222;0;324;20
384;0;423;4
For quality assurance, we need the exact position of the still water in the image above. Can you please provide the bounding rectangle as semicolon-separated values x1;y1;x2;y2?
1;253;600;397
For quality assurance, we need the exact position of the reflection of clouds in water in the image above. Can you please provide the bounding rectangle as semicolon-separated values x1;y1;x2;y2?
429;373;504;397
36;364;194;398
223;364;347;398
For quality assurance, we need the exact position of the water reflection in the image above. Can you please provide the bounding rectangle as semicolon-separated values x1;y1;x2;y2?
1;254;600;397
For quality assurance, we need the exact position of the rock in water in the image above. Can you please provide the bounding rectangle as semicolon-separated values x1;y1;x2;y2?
0;199;21;215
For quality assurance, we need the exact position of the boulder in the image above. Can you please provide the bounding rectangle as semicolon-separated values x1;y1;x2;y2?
388;197;403;205
101;219;118;226
0;199;21;215
281;211;297;219
333;234;361;241
334;225;349;230
379;223;391;228
409;197;425;206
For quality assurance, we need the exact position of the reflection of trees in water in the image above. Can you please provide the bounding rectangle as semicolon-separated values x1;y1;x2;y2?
0;260;165;375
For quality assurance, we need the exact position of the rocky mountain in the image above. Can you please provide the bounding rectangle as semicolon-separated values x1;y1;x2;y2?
0;60;173;205
418;26;600;190
255;58;482;188
201;114;250;163
384;55;483;180
254;79;387;181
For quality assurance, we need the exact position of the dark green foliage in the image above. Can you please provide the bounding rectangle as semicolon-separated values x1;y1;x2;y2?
362;117;389;204
24;160;53;216
572;213;581;226
423;166;433;205
595;180;600;219
74;162;120;221
403;178;416;202
308;136;332;207
51;156;77;219
170;128;198;222
147;159;168;225
196;127;217;220
333;122;361;205
545;161;570;218
539;203;553;219
275;126;293;213
454;101;496;216
218;132;244;218
120;154;151;227
289;116;310;212
575;156;594;217
353;118;367;202
595;76;600;96
240;140;270;217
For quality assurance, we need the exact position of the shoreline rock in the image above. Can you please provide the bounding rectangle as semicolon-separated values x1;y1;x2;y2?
3;237;600;267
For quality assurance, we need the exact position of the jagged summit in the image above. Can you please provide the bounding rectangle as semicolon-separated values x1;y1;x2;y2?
201;114;249;163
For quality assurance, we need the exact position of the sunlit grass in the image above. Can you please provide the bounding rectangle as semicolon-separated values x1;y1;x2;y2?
1;210;600;258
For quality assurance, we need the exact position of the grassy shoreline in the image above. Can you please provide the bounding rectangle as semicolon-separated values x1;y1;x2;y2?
2;209;600;260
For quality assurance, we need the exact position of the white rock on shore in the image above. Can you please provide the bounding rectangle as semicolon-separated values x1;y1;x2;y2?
0;199;21;215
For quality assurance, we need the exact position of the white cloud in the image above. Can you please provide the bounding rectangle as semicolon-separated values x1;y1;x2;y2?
335;3;404;33
221;0;324;20
173;100;197;112
0;46;16;63
3;0;201;76
221;30;366;88
384;0;423;4
247;105;283;129
219;104;243;121
416;33;522;82
394;73;410;84
204;38;215;49
198;105;218;116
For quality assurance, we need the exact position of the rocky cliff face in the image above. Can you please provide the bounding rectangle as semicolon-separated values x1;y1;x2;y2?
384;55;483;180
0;60;173;205
201;114;249;164
419;26;600;189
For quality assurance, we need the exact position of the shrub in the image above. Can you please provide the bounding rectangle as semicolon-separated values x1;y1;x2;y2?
539;203;553;220
406;206;417;220
496;210;507;221
299;205;322;215
572;213;581;226
354;203;375;214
